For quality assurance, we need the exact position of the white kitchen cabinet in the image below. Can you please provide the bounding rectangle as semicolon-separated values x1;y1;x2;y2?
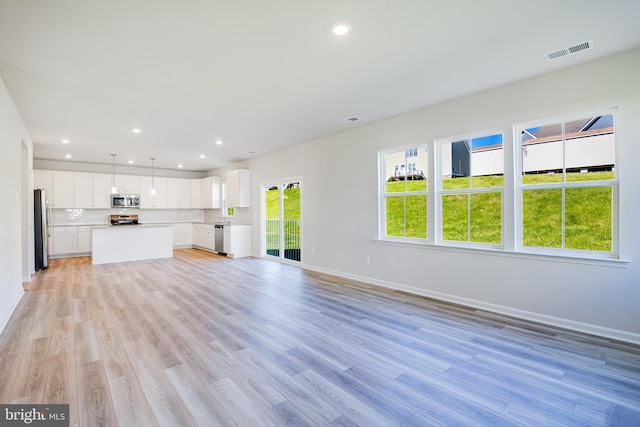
170;223;192;247
211;176;221;208
92;173;112;208
167;178;191;208
192;224;203;247
182;223;193;246
190;180;201;208
200;176;221;209
35;170;112;209
200;178;211;209
77;226;92;253
34;170;53;196
74;172;94;208
193;223;215;251
52;171;75;208
51;226;77;256
114;174;140;194
140;176;168;208
222;224;251;258
225;169;250;208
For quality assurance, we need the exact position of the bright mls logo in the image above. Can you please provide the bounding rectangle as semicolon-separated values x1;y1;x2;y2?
0;405;68;426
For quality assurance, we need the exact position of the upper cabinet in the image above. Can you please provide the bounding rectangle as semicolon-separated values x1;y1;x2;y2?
34;170;53;200
76;172;112;209
189;180;201;208
92;173;112;208
140;176;168;209
167;178;191;208
114;174;140;194
201;176;221;209
52;171;75;208
74;172;94;208
225;169;250;208
35;169;228;210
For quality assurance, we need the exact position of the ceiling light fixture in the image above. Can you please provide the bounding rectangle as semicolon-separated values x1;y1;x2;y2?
199;154;206;159
65;154;72;159
150;157;156;195
110;154;118;194
332;23;350;36
178;164;183;168
215;140;223;145
61;139;70;144
128;159;134;164
132;128;141;134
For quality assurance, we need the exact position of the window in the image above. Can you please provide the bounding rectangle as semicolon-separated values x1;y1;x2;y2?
516;111;617;255
378;109;618;260
437;131;503;246
381;145;428;239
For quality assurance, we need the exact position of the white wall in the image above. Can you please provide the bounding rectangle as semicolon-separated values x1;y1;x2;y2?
225;49;640;343
0;75;32;333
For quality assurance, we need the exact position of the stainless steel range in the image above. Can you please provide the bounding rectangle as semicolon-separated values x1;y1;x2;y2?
110;214;139;226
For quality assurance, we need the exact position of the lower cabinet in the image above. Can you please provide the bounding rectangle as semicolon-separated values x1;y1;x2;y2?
48;222;248;258
77;226;92;253
50;226;91;257
50;226;78;256
193;224;215;252
172;223;193;247
223;225;251;258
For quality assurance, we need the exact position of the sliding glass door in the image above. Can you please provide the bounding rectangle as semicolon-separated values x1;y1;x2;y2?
264;180;301;262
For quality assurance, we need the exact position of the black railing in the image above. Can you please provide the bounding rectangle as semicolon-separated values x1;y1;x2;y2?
265;219;301;261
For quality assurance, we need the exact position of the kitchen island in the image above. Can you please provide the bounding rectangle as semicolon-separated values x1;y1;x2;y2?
92;224;174;265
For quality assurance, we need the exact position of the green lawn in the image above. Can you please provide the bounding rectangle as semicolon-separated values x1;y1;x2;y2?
262;173;614;252
385;172;614;251
265;187;301;252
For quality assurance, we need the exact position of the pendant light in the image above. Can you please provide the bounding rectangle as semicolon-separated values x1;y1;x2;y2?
110;154;117;194
150;157;156;195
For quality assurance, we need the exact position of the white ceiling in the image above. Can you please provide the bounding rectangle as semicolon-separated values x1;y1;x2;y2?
1;0;639;172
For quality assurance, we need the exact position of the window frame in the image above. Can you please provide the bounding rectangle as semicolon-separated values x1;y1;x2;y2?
514;108;618;259
379;143;430;243
377;108;621;263
434;128;505;250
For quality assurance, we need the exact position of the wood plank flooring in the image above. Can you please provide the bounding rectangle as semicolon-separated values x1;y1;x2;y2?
1;249;639;426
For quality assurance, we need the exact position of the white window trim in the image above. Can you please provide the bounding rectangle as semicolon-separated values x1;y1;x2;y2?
379;144;431;243
378;108;621;263
513;107;618;259
434;128;504;250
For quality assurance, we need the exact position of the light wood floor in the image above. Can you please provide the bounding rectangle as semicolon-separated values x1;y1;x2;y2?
1;249;639;426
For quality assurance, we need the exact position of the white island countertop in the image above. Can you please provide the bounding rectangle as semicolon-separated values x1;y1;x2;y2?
92;224;174;265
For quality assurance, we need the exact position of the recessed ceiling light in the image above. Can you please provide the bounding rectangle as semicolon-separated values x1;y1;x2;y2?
178;164;184;168
132;128;141;134
332;23;350;36
215;140;223;145
199;154;206;159
61;138;70;144
128;159;134;164
65;154;72;159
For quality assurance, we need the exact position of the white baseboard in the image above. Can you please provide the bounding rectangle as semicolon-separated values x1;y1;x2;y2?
302;264;640;346
0;289;24;337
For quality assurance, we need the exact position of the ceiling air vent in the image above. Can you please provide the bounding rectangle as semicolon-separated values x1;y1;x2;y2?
339;116;361;124
545;40;593;61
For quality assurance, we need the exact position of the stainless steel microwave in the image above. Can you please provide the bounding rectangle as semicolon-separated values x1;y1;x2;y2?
111;194;140;208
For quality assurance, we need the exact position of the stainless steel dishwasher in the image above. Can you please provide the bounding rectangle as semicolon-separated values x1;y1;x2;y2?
214;224;225;254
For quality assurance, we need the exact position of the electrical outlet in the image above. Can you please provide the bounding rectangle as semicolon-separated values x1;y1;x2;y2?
310;248;315;255
365;255;370;264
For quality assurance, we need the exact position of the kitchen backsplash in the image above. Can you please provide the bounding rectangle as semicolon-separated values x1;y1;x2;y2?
51;208;205;225
204;208;252;224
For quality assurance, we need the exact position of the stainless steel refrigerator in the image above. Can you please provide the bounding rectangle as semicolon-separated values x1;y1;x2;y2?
34;189;49;270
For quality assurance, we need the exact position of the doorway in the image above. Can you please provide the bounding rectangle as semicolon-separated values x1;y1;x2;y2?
263;179;301;262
